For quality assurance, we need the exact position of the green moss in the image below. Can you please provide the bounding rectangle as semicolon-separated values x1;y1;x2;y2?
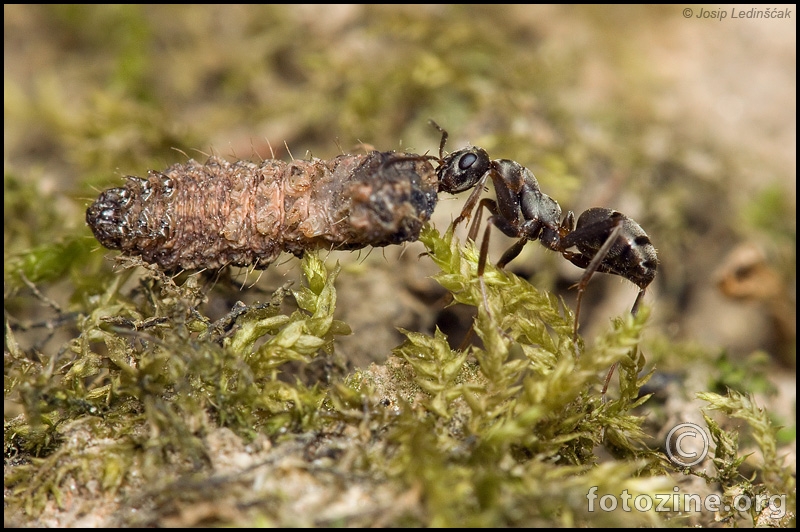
4;252;351;515
5;224;796;526
4;6;794;526
695;390;796;527
381;225;668;526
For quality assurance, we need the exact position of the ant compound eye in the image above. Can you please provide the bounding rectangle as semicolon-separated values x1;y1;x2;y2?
458;152;478;171
438;148;491;194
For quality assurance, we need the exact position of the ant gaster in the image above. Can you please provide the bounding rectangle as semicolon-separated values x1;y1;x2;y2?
430;121;658;351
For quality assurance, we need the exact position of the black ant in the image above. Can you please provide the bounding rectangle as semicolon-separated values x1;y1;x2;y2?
430;121;658;370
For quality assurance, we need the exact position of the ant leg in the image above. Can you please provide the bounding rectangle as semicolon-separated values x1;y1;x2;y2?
474;214;528;321
629;288;646;317
467;197;504;242
601;362;618;396
497;238;528;269
454;220;498;352
473;219;519;349
452;173;489;228
469;199;529;317
599;284;648;398
600;288;647;394
477;221;494;317
456;321;477;352
563;221;624;342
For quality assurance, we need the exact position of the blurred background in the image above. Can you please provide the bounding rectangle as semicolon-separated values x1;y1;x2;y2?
4;2;795;428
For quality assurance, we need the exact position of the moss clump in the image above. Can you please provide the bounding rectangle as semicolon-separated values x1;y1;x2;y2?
5;252;351;518
4;225;795;527
693;390;795;527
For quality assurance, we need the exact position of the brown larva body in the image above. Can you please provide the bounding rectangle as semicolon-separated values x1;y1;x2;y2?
86;152;438;270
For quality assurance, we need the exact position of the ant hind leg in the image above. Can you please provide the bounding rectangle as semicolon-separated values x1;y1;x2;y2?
563;220;624;342
601;287;647;396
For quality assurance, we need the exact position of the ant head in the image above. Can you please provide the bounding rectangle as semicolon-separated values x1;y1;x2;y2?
437;147;491;194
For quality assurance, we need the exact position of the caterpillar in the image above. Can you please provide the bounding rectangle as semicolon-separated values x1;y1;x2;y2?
86;151;438;270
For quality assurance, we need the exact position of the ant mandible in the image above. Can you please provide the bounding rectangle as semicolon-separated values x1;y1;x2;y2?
430;121;658;349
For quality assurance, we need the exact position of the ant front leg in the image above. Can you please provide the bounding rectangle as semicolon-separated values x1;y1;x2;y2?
453;213;514;352
466;196;516;242
468;198;523;318
452;172;490;228
466;195;528;273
